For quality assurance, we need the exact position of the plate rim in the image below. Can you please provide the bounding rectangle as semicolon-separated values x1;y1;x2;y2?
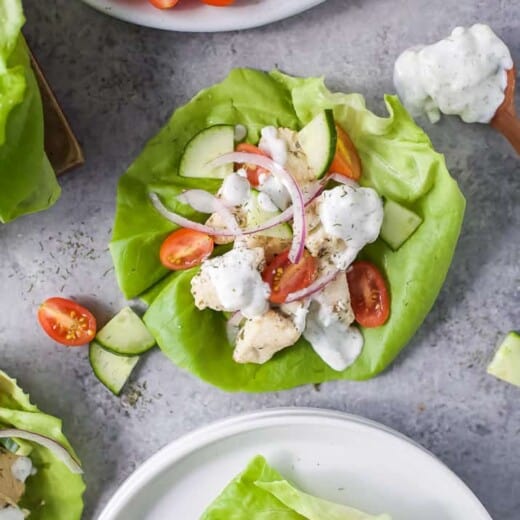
98;407;492;520
80;0;327;33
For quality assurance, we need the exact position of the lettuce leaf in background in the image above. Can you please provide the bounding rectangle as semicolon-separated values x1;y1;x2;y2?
201;455;390;520
0;0;60;223
0;370;85;519
112;68;465;391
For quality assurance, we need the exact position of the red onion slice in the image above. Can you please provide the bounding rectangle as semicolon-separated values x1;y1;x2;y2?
150;182;323;240
0;429;83;474
177;189;240;234
285;268;340;303
328;173;359;188
211;152;306;263
225;311;243;344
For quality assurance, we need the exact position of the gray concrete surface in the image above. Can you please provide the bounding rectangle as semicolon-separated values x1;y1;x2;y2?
0;0;518;518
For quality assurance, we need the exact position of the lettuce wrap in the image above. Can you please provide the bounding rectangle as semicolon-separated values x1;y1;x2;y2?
0;370;84;519
110;68;465;391
0;0;60;224
201;455;390;519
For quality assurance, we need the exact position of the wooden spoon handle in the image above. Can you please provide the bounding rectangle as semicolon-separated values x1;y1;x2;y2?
491;67;520;154
491;110;520;154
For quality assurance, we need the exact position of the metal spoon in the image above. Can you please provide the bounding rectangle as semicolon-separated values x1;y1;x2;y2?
491;67;520;154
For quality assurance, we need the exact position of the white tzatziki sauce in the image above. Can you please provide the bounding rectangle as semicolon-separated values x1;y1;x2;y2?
304;302;363;371
11;456;33;483
258;174;291;210
257;192;279;213
0;507;25;520
394;24;513;123
258;126;288;165
319;184;383;269
220;172;250;206
204;248;270;318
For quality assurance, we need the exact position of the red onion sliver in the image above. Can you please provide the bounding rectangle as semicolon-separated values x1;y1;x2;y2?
225;311;243;344
328;173;359;188
285;268;340;303
177;190;240;233
211;152;307;264
150;182;323;240
0;429;83;474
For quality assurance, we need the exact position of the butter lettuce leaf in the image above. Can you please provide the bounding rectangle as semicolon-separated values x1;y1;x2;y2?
0;370;85;519
201;455;390;519
112;68;464;391
0;0;60;223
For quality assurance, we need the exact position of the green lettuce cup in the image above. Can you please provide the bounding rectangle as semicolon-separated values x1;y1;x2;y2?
110;68;465;392
0;370;85;519
201;455;391;519
0;0;60;224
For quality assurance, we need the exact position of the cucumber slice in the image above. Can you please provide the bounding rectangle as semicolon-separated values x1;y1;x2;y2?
244;191;292;239
380;200;422;250
0;438;19;453
179;125;235;179
96;307;155;356
297;109;337;179
89;341;139;396
487;331;520;387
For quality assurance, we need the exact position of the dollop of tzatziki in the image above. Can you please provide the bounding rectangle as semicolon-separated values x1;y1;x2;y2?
10;456;33;483
394;24;513;124
319;184;383;269
258;126;288;165
0;507;25;520
220;172;250;206
204;247;270;319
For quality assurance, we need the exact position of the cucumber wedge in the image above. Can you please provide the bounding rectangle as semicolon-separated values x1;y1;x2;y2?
89;341;139;396
244;191;292;239
380;200;422;250
0;438;19;453
179;124;235;179
297;110;337;179
96;307;155;356
487;331;520;387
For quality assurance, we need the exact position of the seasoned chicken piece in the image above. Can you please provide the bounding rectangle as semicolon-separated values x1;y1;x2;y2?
191;247;269;318
190;268;224;311
312;271;355;326
205;208;247;245
0;451;26;509
277;128;316;185
233;309;302;364
233;234;291;263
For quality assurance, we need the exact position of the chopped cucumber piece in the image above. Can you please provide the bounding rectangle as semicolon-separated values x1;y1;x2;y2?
89;341;140;396
297;110;337;179
0;438;19;453
179;124;234;179
487;331;520;387
244;191;292;239
96;307;155;356
380;200;422;250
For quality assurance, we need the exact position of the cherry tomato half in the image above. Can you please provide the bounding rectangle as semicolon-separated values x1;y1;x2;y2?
346;261;390;327
160;228;214;270
38;297;97;347
329;124;362;181
201;0;235;5
148;0;179;8
235;143;270;187
262;249;318;304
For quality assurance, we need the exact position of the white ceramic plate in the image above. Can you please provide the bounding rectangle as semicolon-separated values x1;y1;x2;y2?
81;0;327;32
98;408;492;520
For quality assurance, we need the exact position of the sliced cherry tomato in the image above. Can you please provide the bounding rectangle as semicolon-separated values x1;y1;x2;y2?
262;249;318;304
329;124;362;181
38;297;97;347
148;0;179;8
235;143;270;187
346;261;390;327
160;228;214;270
200;0;235;5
